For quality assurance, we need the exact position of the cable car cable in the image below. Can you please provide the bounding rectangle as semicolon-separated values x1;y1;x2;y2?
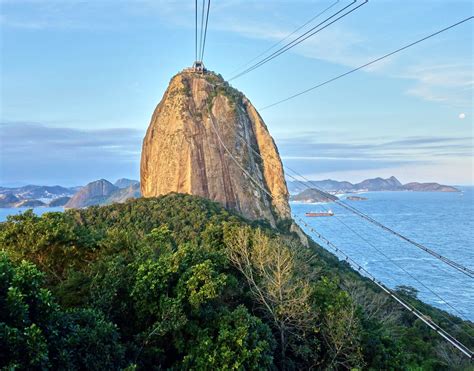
228;0;340;75
259;16;474;110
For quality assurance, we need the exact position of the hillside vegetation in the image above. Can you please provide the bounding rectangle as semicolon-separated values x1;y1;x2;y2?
1;194;472;370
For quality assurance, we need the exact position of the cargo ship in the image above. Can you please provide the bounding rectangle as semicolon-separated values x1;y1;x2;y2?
305;210;334;217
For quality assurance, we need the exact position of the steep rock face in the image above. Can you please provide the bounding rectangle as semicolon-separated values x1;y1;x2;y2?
65;179;118;208
141;71;290;225
106;183;141;204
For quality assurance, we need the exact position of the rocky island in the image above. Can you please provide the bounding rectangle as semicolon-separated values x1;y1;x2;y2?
291;188;339;203
402;182;459;192
288;176;459;195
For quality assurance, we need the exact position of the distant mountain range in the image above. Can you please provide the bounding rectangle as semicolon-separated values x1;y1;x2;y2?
0;185;76;208
0;178;140;208
287;176;459;195
1;176;459;209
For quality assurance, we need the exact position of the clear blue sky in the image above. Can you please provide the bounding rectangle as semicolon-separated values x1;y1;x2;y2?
1;0;472;186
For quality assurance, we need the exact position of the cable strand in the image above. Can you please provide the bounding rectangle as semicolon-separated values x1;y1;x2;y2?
198;0;206;61
228;0;340;75
201;0;211;62
260;16;474;110
229;0;367;81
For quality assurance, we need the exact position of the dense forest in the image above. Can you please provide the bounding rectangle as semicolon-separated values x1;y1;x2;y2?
1;194;473;370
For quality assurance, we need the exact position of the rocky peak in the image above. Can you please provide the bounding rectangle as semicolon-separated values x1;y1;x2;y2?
356;176;402;191
387;176;402;187
65;179;118;208
114;178;140;189
140;70;291;225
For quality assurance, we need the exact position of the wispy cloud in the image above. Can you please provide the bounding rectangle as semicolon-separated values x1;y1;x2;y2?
0;122;143;186
4;0;471;111
1;122;472;186
225;20;473;107
275;132;473;161
208;3;374;69
399;63;473;107
203;3;473;108
276;132;473;184
1;122;142;156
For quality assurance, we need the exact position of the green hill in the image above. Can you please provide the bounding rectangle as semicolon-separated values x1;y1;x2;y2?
0;194;472;369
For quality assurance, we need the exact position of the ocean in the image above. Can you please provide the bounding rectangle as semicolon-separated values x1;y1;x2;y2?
0;206;65;221
0;189;472;321
291;187;474;321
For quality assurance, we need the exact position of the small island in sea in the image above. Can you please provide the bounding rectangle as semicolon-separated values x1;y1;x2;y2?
288;176;458;197
290;189;339;203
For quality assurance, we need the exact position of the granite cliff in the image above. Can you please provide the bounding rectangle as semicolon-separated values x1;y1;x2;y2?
140;70;290;226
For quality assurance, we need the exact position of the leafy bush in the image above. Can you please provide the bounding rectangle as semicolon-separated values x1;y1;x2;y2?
0;253;124;370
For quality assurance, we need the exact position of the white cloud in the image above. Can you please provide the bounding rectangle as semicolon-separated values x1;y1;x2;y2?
399;64;473;107
209;3;375;69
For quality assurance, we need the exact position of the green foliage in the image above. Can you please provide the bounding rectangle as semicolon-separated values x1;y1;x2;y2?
181;306;274;370
313;278;364;368
0;253;123;370
1;194;473;370
0;253;57;369
50;308;124;370
181;78;191;97
204;72;244;113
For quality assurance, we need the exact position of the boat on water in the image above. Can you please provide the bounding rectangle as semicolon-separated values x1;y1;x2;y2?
305;210;334;217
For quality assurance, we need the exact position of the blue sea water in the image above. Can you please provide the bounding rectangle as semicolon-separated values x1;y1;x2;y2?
0;190;472;321
0;207;64;221
291;187;473;321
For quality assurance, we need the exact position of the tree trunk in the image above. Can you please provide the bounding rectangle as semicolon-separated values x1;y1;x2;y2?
280;326;286;370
